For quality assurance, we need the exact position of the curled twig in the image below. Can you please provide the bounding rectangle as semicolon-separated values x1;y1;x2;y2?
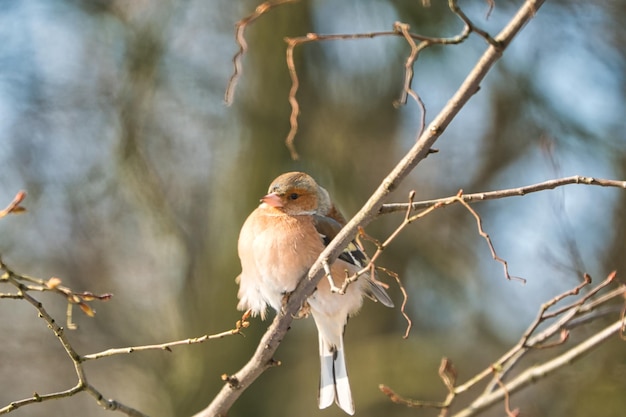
224;0;299;105
281;18;479;159
378;266;412;339
453;191;526;283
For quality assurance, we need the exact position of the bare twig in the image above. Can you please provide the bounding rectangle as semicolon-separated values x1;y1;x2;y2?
83;317;250;361
0;276;147;417
393;22;427;105
453;319;624;417
0;191;26;218
284;36;302;159
381;271;626;417
379;176;626;215
379;384;451;409
492;376;519;417
280;0;510;157
454;191;525;283
224;0;299;105
478;272;614;394
334;190;443;297
1;258;112;327
449;0;499;47
336;187;520;324
378;266;412;339
0;259;251;415
282;16;474;159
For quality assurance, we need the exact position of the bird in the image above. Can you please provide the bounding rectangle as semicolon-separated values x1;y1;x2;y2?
236;171;394;415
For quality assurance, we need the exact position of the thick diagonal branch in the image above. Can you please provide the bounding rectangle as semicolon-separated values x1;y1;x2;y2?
194;1;546;416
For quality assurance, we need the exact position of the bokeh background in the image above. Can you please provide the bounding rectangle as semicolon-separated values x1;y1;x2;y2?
0;1;624;416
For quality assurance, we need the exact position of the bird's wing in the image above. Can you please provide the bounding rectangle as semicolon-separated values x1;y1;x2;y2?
312;214;394;308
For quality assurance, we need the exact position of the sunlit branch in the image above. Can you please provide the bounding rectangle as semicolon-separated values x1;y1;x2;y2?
381;271;626;417
1;257;112;328
195;1;549;416
332;187;523;339
393;22;429;138
453;319;624;417
83;318;250;361
0;274;148;417
379;176;626;215
0;258;250;416
0;191;26;219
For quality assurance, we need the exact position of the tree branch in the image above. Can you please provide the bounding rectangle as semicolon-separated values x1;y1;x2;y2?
379;176;626;215
453;319;624;417
0;257;249;416
82;322;249;361
0;276;148;417
195;1;547;415
379;272;625;417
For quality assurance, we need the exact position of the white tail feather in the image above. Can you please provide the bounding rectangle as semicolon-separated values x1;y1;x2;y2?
318;349;335;410
333;347;354;414
318;334;355;415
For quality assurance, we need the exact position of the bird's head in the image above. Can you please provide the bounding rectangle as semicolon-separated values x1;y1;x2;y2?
261;172;322;216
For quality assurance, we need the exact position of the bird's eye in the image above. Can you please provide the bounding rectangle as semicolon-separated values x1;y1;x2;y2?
289;193;299;200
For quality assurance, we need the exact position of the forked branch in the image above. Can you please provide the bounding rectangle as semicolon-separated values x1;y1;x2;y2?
380;272;626;417
196;1;548;416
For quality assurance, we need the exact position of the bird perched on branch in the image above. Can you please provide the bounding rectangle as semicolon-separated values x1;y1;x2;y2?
236;171;394;415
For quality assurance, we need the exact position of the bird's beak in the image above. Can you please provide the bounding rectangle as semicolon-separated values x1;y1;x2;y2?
261;193;283;208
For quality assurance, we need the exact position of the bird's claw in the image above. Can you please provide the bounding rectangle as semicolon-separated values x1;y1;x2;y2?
292;300;311;319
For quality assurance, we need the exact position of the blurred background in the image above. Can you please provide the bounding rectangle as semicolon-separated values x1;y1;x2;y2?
0;0;624;416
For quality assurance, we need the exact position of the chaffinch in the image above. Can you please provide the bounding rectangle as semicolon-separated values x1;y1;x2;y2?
236;171;393;415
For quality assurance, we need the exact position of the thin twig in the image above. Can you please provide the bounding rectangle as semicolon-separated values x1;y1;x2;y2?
224;0;299;105
453;191;525;283
379;384;451;409
284;36;302;160
0;276;148;417
0;191;26;218
453;320;624;417
382;272;625;417
481;272;618;394
83;325;249;361
338;187;520;320
282;19;475;159
542;271;615;320
492;376;519;417
378;266;412;339
379;176;626;215
0;260;251;416
0;258;112;327
449;0;500;47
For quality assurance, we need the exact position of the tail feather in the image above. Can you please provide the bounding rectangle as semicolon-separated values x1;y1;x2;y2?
318;335;355;415
333;347;354;414
318;349;335;410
